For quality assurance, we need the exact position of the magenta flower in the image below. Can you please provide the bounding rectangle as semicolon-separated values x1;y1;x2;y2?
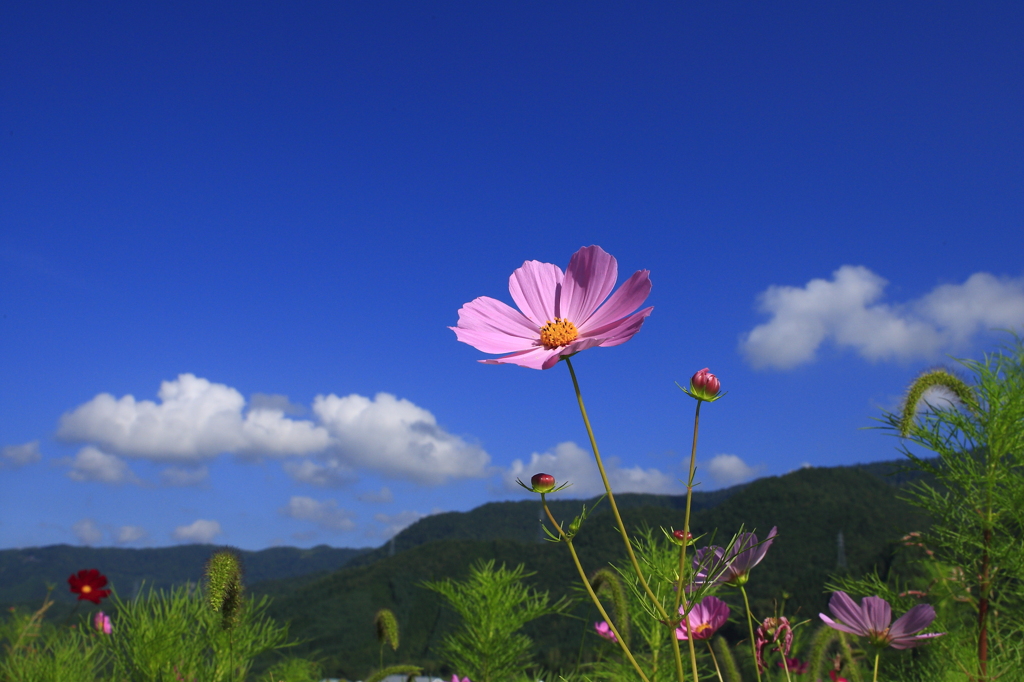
690;528;777;589
819;592;944;649
594;620;618;642
93;610;113;635
451;676;471;682
675;596;729;640
451;245;653;369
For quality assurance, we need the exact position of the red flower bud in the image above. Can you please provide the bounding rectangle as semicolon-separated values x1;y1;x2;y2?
672;530;692;541
689;368;721;401
531;473;556;493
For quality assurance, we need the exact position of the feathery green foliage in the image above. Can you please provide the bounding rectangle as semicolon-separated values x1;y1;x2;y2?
876;334;1024;680
423;559;572;682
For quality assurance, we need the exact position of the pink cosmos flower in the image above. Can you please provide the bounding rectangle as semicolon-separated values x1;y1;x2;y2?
451;245;653;369
675;596;729;640
819;591;944;649
451;676;471;682
594;620;618;642
93;610;113;635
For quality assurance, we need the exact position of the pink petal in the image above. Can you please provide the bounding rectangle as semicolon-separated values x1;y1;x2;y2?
561;246;619;326
451;297;539;354
888;604;936;639
819;613;865;637
481;346;563;370
584;307;653;347
577;269;652;333
890;632;944;650
509;260;564;326
825;592;872;636
862;596;892;633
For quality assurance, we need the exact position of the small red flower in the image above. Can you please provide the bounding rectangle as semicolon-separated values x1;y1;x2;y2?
672;530;692;541
68;569;111;604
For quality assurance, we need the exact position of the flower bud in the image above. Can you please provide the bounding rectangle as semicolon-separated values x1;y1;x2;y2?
531;473;556;493
690;368;721;401
673;530;692;542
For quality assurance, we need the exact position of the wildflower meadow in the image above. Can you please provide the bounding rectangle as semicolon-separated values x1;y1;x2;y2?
4;245;1024;682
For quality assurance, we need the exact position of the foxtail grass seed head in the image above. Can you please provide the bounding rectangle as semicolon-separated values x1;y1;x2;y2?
204;550;244;630
374;608;400;651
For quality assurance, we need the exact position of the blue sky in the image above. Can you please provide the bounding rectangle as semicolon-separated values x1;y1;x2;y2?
2;2;1022;551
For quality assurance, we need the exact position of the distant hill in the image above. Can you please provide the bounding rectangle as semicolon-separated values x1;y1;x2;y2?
0;544;371;607
261;464;929;680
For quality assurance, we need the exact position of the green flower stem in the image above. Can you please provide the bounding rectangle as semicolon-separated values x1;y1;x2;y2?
674;400;704;682
872;651;880;682
740;585;762;682
563;358;687;682
706;639;725;682
541;495;651;682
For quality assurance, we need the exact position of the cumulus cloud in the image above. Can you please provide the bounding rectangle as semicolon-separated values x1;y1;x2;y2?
57;374;331;462
359;487;394;503
373;510;426;538
313;392;490;485
115;525;147;544
1;441;41;468
503;441;679;497
280;496;356;532
740;267;1024;370
73;518;102;545
160;466;209;487
172;519;222;543
705;454;761;487
283;459;355;487
56;375;489;486
66;447;141;484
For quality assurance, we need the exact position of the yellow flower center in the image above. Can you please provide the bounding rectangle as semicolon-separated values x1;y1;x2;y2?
539;318;579;349
694;623;712;637
81;585;92;593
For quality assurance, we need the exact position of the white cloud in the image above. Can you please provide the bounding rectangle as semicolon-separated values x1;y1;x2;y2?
503;441;680;498
359;486;394;503
1;441;41;468
373;510;426;538
283;459;355;487
115;525;147;544
56;376;490;486
740;267;1024;370
66;446;141;484
73;518;102;545
279;496;356;532
160;466;209;487
57;374;331;462
172;519;222;543
705;454;761;487
313;392;490;485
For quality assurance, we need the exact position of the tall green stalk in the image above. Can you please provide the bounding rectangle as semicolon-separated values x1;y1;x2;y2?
563;357;687;681
540;496;651;682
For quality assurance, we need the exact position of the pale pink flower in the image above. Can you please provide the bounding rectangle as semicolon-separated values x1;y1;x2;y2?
820;591;944;649
594;620;618;642
675;596;729;640
451;245;653;369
